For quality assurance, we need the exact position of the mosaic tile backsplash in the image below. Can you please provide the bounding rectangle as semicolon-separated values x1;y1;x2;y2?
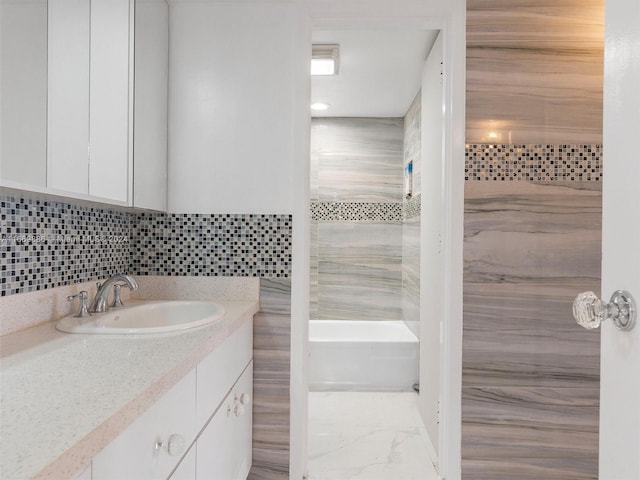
131;213;292;277
1;192;293;296
1;193;132;296
465;144;602;181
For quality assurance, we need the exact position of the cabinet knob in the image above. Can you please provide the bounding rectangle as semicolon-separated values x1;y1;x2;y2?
227;401;245;417
233;403;245;417
166;434;185;456
238;393;250;406
154;433;186;457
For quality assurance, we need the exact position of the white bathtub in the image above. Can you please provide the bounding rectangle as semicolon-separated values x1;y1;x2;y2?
308;320;419;391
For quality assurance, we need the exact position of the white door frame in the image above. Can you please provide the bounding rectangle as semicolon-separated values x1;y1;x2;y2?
289;2;465;479
599;0;640;476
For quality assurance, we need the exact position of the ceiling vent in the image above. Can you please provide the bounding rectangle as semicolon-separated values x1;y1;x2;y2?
311;44;340;76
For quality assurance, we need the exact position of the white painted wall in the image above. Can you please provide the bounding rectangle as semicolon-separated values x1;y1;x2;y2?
419;31;443;459
0;0;48;187
599;0;640;477
167;2;298;214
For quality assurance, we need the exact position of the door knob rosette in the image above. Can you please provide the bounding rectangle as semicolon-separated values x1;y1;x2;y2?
573;290;636;331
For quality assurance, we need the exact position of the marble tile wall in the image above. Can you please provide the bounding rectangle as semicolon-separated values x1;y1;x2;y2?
249;278;291;480
462;183;601;479
402;95;422;336
464;2;604;477
310;118;404;203
466;0;604;145
317;222;402;321
403;91;421;198
310;118;404;321
402;216;420;337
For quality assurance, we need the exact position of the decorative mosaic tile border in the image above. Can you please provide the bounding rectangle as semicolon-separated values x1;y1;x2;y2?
1;193;132;296
465;144;602;181
131;213;292;277
310;202;403;222
403;194;421;220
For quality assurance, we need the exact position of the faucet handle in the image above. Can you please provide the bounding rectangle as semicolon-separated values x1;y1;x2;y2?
67;291;91;318
110;283;132;308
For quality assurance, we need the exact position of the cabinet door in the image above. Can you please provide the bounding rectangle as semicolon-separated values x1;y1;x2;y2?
92;371;197;480
196;319;253;426
168;445;196;480
196;363;253;480
88;0;133;203
47;0;90;195
47;0;132;203
133;0;168;211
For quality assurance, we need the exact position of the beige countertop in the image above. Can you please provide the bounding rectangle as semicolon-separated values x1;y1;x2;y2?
0;299;259;480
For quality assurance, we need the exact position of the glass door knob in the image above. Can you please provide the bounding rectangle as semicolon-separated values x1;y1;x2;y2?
573;290;636;331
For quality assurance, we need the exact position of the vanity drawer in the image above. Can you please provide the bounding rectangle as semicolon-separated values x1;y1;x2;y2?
196;318;253;425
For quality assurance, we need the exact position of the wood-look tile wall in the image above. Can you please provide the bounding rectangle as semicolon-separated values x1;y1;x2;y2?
402;93;422;337
466;0;604;144
310;118;404;322
464;1;604;478
248;278;291;480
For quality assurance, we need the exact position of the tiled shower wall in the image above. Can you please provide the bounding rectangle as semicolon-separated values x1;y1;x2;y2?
310;118;404;321
403;92;422;336
463;1;603;478
0;189;292;479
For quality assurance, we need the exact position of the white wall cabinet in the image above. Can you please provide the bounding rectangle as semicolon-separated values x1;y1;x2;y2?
133;0;168;211
90;319;253;480
1;0;170;209
47;0;133;204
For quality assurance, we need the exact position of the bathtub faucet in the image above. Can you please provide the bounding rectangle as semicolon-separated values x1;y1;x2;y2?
89;274;138;313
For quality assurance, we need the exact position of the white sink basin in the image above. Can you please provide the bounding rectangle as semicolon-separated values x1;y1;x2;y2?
56;301;226;334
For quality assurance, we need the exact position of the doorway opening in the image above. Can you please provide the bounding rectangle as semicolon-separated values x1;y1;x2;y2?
306;27;444;479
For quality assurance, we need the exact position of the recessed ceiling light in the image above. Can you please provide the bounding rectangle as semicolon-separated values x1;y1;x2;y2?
311;59;336;76
311;44;339;76
311;102;330;111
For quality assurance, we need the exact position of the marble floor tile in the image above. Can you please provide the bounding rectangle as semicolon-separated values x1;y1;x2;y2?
307;392;439;480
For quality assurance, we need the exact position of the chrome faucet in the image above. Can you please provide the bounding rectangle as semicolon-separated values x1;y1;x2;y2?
89;274;139;313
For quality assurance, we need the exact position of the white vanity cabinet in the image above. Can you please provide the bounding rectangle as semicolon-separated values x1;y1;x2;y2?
92;371;197;480
197;364;253;480
90;318;254;480
168;446;196;480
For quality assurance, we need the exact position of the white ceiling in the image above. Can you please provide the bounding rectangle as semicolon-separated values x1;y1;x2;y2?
311;29;439;118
